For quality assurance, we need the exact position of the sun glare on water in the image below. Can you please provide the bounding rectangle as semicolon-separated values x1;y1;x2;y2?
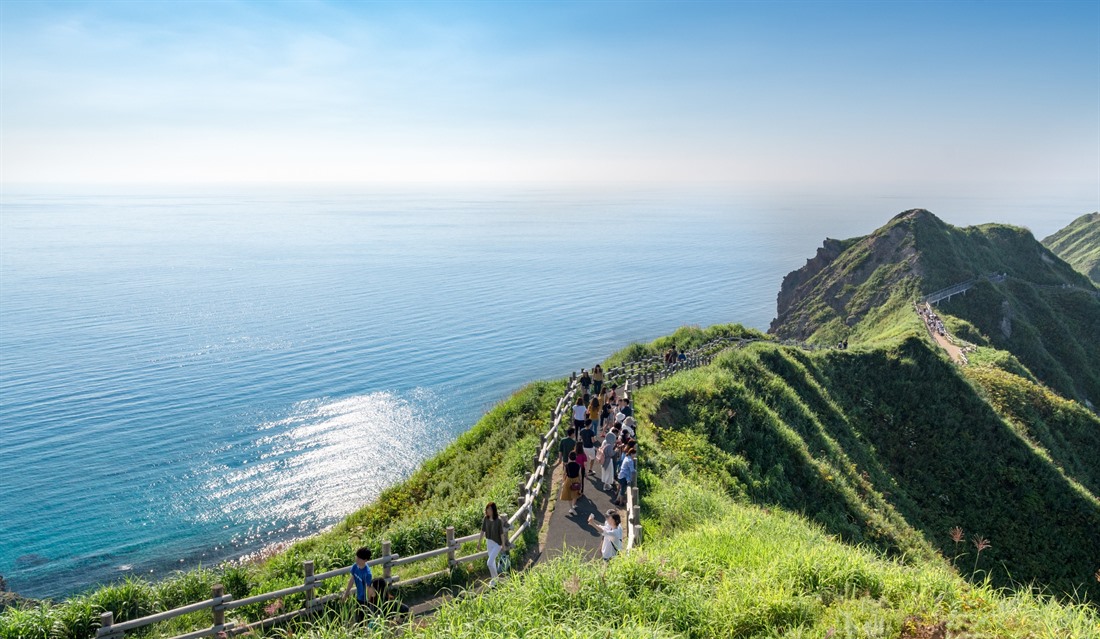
196;389;451;547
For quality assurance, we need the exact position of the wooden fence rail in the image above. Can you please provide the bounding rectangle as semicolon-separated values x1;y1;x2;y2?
96;335;738;639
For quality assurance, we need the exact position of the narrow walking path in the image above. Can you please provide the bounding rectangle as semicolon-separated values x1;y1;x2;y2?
543;463;621;561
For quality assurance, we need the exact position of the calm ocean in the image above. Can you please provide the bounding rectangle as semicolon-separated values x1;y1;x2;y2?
0;187;1084;598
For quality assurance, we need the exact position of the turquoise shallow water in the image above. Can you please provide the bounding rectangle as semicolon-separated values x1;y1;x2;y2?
0;187;1087;598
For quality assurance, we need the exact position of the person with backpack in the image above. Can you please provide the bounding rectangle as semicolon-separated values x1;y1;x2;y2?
560;451;583;515
579;419;597;476
588;510;623;561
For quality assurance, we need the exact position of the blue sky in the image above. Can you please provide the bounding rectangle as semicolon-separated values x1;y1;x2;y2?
2;1;1098;194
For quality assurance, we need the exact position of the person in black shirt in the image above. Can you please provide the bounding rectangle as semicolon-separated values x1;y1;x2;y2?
559;427;576;469
559;451;582;515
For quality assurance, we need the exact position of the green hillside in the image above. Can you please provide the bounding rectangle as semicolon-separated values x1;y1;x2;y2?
399;478;1099;638
1044;212;1100;285
770;209;1100;404
646;341;1100;603
292;340;1100;638
6;325;1099;638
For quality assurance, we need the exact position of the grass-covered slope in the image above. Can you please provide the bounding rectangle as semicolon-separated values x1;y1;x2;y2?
644;340;1100;603
1044;212;1100;285
770;209;1100;404
937;275;1100;404
396;477;1099;638
289;438;1099;638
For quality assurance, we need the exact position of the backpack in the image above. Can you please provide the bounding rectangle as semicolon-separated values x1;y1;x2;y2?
496;551;511;575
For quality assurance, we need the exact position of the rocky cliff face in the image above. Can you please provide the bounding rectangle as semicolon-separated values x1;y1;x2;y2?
769;209;931;340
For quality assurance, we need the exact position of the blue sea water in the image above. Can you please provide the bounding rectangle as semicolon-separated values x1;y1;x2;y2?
0;187;1089;598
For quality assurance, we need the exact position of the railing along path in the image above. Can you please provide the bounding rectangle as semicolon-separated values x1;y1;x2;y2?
96;337;739;639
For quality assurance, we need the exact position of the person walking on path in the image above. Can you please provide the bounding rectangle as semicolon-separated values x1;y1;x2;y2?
572;397;588;431
579;369;592;395
560;451;583;515
588;510;623;561
573;442;588;496
587;397;602;435
477;502;509;587
599;426;618;490
579;419;597;476
592;365;604;395
367;577;410;621
341;547;377;623
613;447;636;507
559;427;576;470
620;396;633;419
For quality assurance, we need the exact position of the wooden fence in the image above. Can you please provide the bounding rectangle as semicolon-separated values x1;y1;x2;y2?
96;336;738;639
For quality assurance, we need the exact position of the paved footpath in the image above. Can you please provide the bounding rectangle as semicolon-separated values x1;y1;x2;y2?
543;461;621;560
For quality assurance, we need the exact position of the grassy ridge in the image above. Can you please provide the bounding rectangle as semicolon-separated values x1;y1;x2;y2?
6;321;1099;638
1043;212;1100;285
365;350;1099;639
770;210;1100;404
300;467;1099;638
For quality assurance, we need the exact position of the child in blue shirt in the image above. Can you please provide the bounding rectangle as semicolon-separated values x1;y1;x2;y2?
341;547;377;622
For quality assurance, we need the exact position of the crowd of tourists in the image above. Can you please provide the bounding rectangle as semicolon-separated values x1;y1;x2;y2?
559;366;638;557
342;362;644;623
918;303;948;337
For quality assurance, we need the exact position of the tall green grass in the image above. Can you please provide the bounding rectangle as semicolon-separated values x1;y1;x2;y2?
289;473;1098;638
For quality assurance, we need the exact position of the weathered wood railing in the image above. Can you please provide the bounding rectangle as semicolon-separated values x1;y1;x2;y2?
95;335;740;639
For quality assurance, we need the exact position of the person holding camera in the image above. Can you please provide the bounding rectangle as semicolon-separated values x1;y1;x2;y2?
588;510;623;561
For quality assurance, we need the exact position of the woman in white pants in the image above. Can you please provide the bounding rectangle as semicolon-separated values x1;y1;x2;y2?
477;502;508;587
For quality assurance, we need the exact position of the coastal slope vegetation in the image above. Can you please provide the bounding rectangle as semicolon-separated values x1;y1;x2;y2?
286;340;1100;637
643;340;1100;603
770;208;1100;404
1043;212;1100;285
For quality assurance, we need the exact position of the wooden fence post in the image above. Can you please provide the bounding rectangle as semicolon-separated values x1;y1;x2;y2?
446;526;456;568
212;584;225;627
303;561;314;611
98;612;114;639
382;541;392;582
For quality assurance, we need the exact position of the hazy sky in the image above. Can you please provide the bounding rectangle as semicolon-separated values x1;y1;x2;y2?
2;1;1098;194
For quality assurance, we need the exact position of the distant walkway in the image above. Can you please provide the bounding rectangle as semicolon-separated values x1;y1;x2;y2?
916;272;1099;365
920;273;1006;305
916;302;969;364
